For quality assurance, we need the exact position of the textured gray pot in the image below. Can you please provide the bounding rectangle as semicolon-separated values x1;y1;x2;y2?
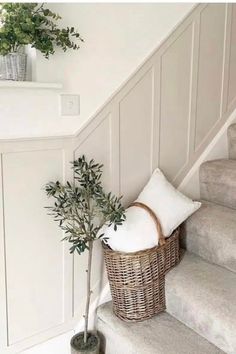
0;52;27;81
71;332;100;354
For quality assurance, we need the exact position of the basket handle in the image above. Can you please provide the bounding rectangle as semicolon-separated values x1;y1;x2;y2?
129;202;165;246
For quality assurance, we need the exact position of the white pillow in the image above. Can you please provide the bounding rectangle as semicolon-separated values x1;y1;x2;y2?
136;168;201;236
102;206;159;252
102;168;201;252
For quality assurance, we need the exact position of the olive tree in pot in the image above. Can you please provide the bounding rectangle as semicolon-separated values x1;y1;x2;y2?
45;155;125;354
0;3;83;81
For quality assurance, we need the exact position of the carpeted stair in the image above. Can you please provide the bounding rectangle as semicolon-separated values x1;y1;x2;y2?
166;253;236;354
97;302;223;354
200;159;236;210
97;123;236;354
181;201;236;273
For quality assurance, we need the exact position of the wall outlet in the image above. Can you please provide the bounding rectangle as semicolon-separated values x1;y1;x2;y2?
60;94;80;116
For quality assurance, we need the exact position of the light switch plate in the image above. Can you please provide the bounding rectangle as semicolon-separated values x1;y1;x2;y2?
60;94;80;116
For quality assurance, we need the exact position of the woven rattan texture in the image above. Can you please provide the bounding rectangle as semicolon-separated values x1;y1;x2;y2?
103;203;180;322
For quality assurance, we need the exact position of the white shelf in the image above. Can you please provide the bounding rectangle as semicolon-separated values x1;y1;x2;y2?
0;81;63;89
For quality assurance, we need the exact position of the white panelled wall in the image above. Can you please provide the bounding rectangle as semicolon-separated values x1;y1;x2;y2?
1;3;236;353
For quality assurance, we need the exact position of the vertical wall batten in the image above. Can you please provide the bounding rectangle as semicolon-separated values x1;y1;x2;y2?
0;154;8;349
227;4;236;109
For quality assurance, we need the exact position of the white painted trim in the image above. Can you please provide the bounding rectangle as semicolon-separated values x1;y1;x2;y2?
0;81;62;90
179;106;236;192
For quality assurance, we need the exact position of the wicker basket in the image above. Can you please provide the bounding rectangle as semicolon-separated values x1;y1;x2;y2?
164;227;180;273
103;201;180;322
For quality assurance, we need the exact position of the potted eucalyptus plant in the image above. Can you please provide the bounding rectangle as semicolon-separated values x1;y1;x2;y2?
0;3;83;81
45;155;125;354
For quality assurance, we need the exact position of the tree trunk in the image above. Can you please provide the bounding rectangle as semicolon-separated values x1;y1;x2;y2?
84;240;93;344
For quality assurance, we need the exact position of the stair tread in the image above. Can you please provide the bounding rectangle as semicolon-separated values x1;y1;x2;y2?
166;252;236;354
200;158;236;209
182;200;236;272
97;301;223;354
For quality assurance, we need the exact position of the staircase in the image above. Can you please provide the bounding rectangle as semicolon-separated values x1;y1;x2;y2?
96;123;236;354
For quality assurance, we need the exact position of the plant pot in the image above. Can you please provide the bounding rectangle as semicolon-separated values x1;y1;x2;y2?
71;332;100;354
0;52;27;81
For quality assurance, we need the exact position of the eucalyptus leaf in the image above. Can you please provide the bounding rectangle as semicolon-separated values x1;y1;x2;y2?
0;3;83;57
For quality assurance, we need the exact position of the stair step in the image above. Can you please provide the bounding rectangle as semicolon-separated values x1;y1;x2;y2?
97;302;223;354
228;123;236;159
166;252;236;354
181;201;236;273
200;159;236;209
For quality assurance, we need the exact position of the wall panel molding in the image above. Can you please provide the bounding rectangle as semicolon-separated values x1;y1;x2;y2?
227;4;236;110
194;4;227;151
119;68;154;205
159;23;193;181
0;154;8;350
1;3;236;353
220;4;232;116
73;114;112;319
151;61;160;171
3;150;66;345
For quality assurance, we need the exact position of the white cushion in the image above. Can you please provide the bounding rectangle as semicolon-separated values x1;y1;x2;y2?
102;206;158;253
102;168;201;252
137;168;201;236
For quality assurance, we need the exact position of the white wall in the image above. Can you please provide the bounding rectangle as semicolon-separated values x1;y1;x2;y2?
22;331;74;354
0;3;194;139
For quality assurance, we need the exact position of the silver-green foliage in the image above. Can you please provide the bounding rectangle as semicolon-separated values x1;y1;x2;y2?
45;155;126;254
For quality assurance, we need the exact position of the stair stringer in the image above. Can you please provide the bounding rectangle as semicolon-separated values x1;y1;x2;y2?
179;108;236;199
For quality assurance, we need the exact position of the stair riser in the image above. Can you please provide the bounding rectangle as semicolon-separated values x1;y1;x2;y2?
200;159;236;209
181;201;236;273
200;182;236;209
166;293;231;354
228;124;236;159
181;230;236;273
229;137;236;159
97;321;137;354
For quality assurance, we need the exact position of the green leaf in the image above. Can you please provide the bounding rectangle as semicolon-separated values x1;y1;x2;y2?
0;3;84;57
44;155;126;255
